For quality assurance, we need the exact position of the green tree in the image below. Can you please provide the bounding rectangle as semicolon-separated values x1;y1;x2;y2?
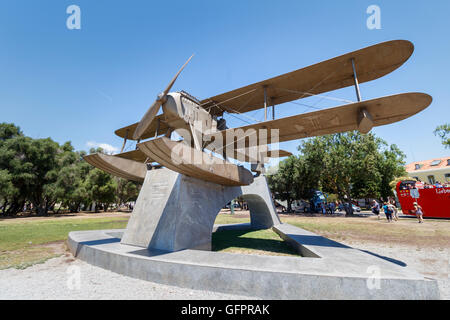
0;123;93;216
0;124;27;215
297;132;405;204
267;156;318;212
23;137;61;215
0;135;40;215
267;131;407;216
0;123;131;216
84;168;117;212
115;178;140;210
434;124;450;149
0;123;22;141
0;169;18;214
377;144;407;199
267;156;298;212
48;143;92;213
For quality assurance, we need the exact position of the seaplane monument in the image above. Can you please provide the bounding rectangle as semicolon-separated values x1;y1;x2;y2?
68;40;440;299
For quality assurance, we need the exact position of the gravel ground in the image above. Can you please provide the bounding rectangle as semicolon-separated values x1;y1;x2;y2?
0;235;447;300
339;241;449;300
0;245;447;300
0;254;259;300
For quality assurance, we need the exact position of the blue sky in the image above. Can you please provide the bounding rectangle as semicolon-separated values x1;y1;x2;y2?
0;0;448;164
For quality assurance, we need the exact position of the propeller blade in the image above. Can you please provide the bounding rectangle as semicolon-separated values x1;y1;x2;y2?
133;100;162;140
163;54;194;96
133;54;194;140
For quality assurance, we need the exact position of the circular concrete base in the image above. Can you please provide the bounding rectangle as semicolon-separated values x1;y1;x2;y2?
67;223;440;300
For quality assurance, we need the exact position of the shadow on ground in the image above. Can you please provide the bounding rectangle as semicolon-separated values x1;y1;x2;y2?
212;229;300;256
359;249;408;267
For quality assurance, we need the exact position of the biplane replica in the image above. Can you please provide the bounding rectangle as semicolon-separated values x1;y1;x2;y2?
85;40;432;187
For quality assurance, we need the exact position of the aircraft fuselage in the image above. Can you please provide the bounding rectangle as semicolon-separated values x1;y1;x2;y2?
163;92;225;147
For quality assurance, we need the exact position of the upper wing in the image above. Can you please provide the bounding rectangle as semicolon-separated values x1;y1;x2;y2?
203;93;432;148
115;114;169;140
200;40;414;116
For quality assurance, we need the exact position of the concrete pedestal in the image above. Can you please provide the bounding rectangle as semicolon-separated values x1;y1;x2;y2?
67;169;440;299
68;223;440;299
121;168;280;252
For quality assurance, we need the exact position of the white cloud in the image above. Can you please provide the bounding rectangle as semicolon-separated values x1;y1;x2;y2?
86;141;119;154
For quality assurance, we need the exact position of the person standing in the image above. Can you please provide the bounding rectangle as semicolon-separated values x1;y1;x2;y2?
382;202;393;222
389;200;399;221
413;202;424;223
321;202;326;215
371;200;381;220
329;201;336;215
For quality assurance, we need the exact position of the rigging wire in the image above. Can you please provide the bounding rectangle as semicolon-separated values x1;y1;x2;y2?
201;88;258;109
289;100;323;111
221;104;263;124
277;87;354;104
226;112;255;125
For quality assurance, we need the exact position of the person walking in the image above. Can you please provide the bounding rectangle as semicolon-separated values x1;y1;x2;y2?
382;202;393;222
389;200;399;221
371;200;381;220
413;202;424;223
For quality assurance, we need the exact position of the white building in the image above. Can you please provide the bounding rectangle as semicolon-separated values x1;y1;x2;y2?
405;157;450;184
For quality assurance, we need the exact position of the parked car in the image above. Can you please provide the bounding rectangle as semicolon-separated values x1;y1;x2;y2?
352;204;361;212
292;200;310;213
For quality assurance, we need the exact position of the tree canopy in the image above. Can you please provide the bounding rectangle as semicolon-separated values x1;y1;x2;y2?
434;123;450;149
0;123;140;216
267;131;407;212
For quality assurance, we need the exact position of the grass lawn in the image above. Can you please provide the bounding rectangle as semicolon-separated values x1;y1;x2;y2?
212;228;299;257
0;216;129;270
214;213;250;225
0;213;251;270
212;213;301;257
280;214;450;248
1;211;448;270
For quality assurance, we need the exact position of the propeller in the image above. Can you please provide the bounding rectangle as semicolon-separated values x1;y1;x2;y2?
133;54;194;140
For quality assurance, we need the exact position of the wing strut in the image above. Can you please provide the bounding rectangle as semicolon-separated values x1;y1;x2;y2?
351;58;362;102
263;86;268;121
351;58;374;134
120;129;129;153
